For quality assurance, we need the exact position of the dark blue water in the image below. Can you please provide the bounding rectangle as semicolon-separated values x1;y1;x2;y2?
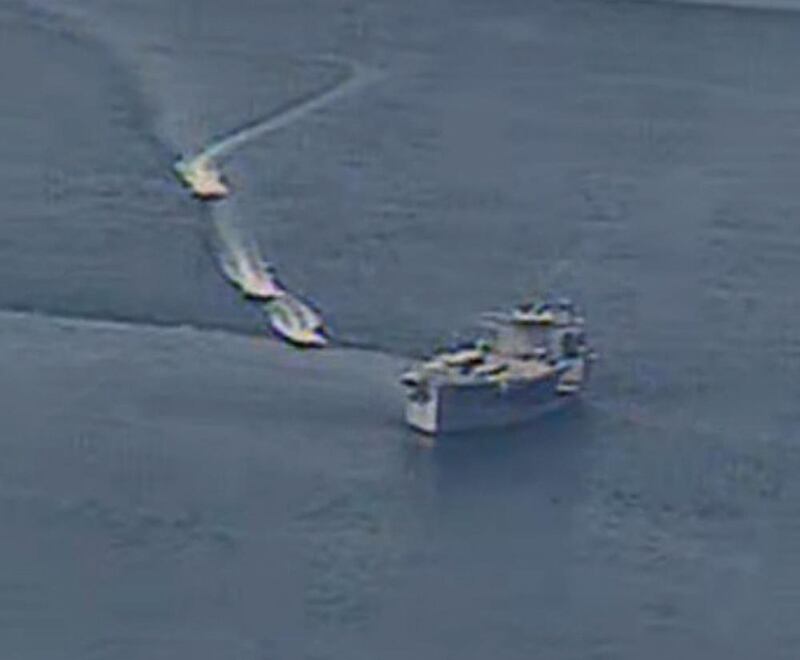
1;0;799;657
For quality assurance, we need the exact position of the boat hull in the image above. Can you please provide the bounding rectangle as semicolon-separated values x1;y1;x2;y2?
263;295;328;348
405;370;580;435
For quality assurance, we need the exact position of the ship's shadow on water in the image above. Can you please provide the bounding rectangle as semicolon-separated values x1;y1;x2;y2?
389;404;599;623
401;403;597;508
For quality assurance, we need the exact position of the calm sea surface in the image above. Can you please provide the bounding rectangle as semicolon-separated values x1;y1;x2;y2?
1;0;799;657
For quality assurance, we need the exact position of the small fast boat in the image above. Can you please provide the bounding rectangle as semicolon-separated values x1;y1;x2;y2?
174;156;230;200
219;254;285;301
264;294;328;348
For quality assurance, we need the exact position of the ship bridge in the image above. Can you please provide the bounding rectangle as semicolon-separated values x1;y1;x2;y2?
480;299;585;362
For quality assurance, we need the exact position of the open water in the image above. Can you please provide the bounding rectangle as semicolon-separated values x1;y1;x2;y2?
1;0;799;657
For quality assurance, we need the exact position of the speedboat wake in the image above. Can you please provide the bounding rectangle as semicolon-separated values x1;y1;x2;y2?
180;57;382;348
210;205;284;301
210;205;328;347
176;57;382;194
199;58;382;162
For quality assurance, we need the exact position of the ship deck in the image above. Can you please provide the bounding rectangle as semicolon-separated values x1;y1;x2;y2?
425;353;556;385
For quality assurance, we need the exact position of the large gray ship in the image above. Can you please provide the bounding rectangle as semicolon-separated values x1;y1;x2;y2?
400;299;594;434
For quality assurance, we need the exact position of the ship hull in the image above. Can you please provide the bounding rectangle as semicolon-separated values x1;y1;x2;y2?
405;370;580;435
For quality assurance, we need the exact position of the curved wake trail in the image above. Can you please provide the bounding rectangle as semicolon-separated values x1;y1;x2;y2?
208;203;267;284
195;58;382;163
184;58;383;346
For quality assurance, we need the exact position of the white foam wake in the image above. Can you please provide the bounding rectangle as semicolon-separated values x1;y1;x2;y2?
193;58;382;164
209;203;281;300
187;57;382;347
210;205;327;345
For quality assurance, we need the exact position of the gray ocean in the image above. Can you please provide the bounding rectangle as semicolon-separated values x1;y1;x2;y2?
1;0;799;657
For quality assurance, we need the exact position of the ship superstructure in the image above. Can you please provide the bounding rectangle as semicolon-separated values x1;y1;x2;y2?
400;299;593;434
